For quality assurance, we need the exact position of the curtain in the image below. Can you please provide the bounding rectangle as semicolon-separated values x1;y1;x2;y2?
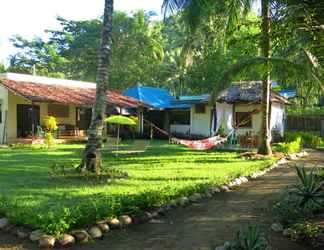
215;102;234;135
210;106;217;135
270;103;285;140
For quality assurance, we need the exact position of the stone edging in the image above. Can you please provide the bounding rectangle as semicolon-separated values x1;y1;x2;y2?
0;151;309;248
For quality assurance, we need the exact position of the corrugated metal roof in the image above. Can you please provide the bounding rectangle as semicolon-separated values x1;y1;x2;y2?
0;75;148;108
123;86;190;110
173;94;210;104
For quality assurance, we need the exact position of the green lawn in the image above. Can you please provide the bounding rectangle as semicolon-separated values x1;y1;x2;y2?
0;140;275;235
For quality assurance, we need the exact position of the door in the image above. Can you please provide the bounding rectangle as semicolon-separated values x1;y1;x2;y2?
76;108;92;130
17;104;40;138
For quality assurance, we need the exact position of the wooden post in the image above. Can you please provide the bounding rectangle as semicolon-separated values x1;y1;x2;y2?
31;103;35;140
321;119;324;137
150;124;153;140
2;111;8;144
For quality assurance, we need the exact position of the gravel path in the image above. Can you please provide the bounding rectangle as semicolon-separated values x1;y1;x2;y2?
1;150;323;250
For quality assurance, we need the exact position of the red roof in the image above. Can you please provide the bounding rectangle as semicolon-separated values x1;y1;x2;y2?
0;78;148;108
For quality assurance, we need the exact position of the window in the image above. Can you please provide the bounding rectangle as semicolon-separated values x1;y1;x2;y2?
48;104;69;118
170;110;190;125
195;104;206;114
235;112;252;128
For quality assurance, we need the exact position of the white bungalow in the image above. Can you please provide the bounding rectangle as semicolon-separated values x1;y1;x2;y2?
173;81;289;146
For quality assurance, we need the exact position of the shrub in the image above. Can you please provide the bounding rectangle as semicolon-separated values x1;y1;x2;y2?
43;116;58;132
292;166;324;209
275;137;302;154
284;132;324;149
43;116;58;148
289;222;323;247
224;225;270;250
273;166;324;225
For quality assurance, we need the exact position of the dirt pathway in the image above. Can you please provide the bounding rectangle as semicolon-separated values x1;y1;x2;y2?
1;150;323;250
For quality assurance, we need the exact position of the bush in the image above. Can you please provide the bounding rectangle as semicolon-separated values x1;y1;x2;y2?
43;116;58;148
273;189;318;225
289;222;323;247
292;166;324;209
284;132;324;149
273;166;324;225
274;137;303;154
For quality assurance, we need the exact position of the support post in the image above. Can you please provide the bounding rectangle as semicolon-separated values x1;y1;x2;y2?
31;103;35;140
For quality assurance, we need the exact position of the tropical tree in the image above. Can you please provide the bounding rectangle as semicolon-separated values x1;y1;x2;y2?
0;63;5;73
162;0;286;155
79;0;114;173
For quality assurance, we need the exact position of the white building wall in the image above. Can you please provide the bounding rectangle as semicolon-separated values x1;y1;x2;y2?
190;104;212;137
0;85;9;144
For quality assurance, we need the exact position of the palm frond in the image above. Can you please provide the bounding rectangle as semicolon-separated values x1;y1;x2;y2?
162;0;190;18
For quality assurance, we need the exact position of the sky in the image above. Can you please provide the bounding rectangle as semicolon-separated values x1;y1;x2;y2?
0;0;163;65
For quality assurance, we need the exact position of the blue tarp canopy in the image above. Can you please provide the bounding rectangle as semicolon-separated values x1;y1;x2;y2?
278;89;296;98
123;86;190;110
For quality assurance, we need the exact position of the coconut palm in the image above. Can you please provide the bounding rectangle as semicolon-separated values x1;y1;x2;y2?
162;0;276;155
80;0;114;174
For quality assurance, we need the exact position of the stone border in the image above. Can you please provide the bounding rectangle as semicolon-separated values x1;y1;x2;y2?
0;151;308;248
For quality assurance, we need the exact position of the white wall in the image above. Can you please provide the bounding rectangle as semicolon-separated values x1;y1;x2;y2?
234;104;262;136
190;104;212;137
0;85;9;144
170;124;190;135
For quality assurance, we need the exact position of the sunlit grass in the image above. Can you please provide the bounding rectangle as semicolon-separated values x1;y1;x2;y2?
0;140;275;234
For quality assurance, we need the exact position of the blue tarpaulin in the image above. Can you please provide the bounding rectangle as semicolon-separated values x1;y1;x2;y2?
278;89;296;99
123;86;190;109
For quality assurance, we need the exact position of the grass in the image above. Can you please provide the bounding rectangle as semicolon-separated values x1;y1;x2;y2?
0;140;276;235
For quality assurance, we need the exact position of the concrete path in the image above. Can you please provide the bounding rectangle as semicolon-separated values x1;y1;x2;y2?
1;150;323;250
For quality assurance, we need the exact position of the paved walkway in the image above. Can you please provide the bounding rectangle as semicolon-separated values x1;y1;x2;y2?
1;150;323;250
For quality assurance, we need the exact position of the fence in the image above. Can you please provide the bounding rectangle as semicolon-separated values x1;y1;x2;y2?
286;115;324;136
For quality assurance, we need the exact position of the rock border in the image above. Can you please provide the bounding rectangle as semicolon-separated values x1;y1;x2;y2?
0;151;308;248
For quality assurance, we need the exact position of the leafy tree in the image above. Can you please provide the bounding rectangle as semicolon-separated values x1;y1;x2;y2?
0;63;5;73
8;11;166;90
80;0;114;173
162;0;323;155
8;36;68;78
162;0;274;155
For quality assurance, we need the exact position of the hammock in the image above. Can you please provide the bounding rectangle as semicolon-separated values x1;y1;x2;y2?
171;136;228;151
145;119;229;151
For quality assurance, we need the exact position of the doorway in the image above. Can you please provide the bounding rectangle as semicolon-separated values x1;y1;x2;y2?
17;104;40;138
76;107;92;131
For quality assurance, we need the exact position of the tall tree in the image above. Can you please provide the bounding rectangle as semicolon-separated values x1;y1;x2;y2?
258;0;272;154
162;0;276;155
79;0;114;173
0;63;5;73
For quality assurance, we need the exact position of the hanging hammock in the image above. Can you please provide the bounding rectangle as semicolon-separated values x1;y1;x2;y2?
143;106;262;151
171;135;228;151
144;119;229;151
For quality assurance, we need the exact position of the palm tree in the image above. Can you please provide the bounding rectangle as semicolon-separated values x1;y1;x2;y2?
80;0;114;173
162;0;273;155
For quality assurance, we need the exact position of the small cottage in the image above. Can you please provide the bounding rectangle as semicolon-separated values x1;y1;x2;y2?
173;81;289;145
0;73;148;144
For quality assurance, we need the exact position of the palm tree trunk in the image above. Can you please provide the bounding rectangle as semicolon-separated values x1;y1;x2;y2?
80;0;114;174
258;0;272;155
